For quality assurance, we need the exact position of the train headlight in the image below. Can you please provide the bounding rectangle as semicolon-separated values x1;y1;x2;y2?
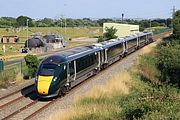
53;77;57;82
35;76;38;82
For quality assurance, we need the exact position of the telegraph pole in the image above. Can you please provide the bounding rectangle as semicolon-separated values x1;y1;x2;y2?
149;19;152;32
26;19;29;49
172;6;176;18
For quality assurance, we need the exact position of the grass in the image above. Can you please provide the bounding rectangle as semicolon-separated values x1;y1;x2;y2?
49;71;132;120
0;61;28;88
0;43;24;56
0;27;102;42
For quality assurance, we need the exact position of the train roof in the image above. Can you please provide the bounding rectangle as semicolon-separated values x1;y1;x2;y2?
136;32;153;37
42;46;101;63
41;32;153;64
52;46;101;61
92;32;152;48
93;39;124;49
124;35;138;42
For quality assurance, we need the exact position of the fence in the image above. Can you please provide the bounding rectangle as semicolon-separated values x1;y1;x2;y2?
153;28;172;35
0;60;29;87
0;60;4;72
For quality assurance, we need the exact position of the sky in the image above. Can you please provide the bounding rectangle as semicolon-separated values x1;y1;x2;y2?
0;0;180;19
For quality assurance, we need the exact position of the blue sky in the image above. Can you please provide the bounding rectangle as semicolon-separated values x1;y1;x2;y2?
0;0;179;19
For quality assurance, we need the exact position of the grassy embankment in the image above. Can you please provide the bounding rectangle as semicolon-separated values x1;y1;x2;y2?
50;37;180;120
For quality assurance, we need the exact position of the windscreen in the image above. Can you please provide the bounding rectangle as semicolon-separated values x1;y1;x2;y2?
39;64;57;76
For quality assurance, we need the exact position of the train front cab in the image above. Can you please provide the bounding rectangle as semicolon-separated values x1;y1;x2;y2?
35;57;68;98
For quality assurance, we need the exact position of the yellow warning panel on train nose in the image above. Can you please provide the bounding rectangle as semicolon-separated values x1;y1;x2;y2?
37;76;53;95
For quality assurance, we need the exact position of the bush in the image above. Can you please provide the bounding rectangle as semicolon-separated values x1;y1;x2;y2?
156;41;180;87
119;85;180;120
24;54;39;78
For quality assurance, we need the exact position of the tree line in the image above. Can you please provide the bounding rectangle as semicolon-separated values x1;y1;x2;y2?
0;16;172;30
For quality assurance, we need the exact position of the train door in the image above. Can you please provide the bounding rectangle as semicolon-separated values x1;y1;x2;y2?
137;36;140;47
146;34;148;44
123;42;126;53
68;60;76;82
104;48;108;63
97;52;101;69
100;50;104;65
125;41;128;53
136;37;139;47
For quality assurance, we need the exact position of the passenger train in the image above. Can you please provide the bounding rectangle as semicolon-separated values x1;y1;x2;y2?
35;32;153;98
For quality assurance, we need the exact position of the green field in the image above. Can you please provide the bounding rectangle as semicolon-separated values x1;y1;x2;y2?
0;27;102;42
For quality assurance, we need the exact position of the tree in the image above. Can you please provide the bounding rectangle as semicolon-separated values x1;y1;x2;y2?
98;27;118;42
16;16;33;27
104;27;118;40
24;54;39;78
173;10;180;36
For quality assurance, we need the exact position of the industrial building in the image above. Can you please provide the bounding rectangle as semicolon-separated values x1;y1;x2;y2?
103;23;139;37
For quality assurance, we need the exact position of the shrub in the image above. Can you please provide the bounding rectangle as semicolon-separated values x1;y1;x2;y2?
24;54;39;78
156;42;180;87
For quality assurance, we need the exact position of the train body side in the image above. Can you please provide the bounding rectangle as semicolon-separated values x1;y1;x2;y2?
35;32;153;98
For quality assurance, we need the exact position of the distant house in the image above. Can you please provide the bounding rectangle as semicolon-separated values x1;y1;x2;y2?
1;36;19;43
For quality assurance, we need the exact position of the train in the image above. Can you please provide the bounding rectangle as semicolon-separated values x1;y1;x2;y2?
35;32;153;98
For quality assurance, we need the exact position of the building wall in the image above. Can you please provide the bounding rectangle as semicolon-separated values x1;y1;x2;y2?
2;37;7;43
1;36;18;43
9;37;15;43
103;23;139;38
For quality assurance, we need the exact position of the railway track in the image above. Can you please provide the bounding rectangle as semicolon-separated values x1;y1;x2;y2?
0;85;36;120
0;32;170;120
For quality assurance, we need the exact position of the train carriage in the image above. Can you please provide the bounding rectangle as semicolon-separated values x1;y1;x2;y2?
137;32;153;47
124;35;138;54
96;39;125;67
36;46;101;98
